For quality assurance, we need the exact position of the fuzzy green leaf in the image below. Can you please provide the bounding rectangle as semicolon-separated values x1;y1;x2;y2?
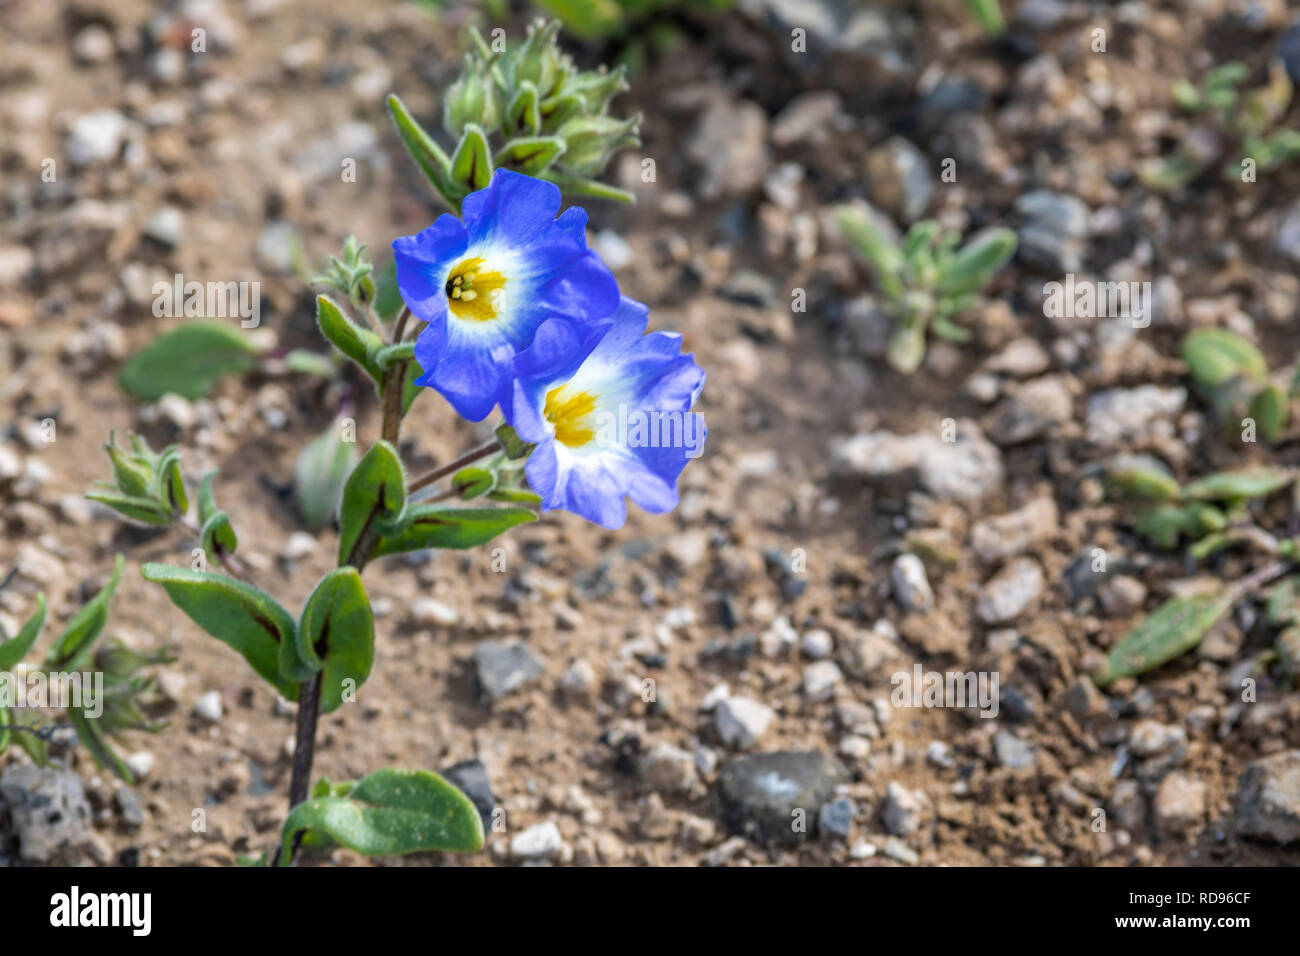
294;568;374;713
199;510;238;558
84;489;174;526
338;441;408;566
387;94;465;212
373;505;537;557
450;124;493;192
278;768;484;864
295;424;362;534
495;136;566;175
1181;465;1295;501
1181;327;1269;389
140;563;298;700
1093;592;1233;686
315;295;384;384
45;555;124;671
119;321;263;400
934;228;1018;297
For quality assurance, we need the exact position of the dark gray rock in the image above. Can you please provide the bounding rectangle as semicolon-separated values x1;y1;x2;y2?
715;750;848;847
0;764;92;862
1235;750;1300;844
474;640;544;702
1015;190;1090;273
441;758;496;828
817;797;855;838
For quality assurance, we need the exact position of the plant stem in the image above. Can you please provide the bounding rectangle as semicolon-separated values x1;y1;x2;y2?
390;305;411;344
408;441;500;494
282;360;411;864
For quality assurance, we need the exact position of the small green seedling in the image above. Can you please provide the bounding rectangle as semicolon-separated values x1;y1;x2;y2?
1140;59;1300;190
1181;327;1294;444
836;207;1017;373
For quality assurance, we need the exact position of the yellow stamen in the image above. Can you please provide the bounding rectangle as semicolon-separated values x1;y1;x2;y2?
544;385;597;448
444;257;507;321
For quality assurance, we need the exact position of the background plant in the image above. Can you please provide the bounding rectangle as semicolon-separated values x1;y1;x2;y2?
1101;458;1300;687
835;207;1018;373
0;556;174;784
1140;59;1300;190
1181;326;1295;445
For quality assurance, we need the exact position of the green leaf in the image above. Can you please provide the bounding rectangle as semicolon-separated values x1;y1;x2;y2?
1181;465;1295;501
451;466;496;499
506;81;541;135
494;422;533;460
278;768;484;864
1093;592;1234;686
200;510;238;558
153;447;188;516
119;321;263;400
104;435;153;496
450;124;493;192
836;206;905;301
196;470;220;525
934;228;1018;298
85;489;174;525
963;0;1005;34
401;359;422;415
886;316;927;375
0;594;46;671
1267;576;1300;625
1181;328;1268;390
295;423;362;534
373;505;537;557
1249;383;1289;443
1105;461;1181;501
371;342;415;371
68;706;133;783
338;441;408;566
315;295;384;384
295;568;374;713
284;349;336;377
140;563;299;700
387;93;465;213
495;136;566;175
45;555;123;671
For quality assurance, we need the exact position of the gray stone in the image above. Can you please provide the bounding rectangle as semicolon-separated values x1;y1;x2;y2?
831;420;1004;504
1235;750;1300;844
474;641;544;702
686;95;769;201
891;553;935;613
440;758;496;828
715;750;848;847
715;695;775;749
817;797;855;838
1085;386;1186;447
866;136;932;223
993;731;1037;769
881;780;925;836
67;110;128;166
0;764;92;862
510;821;563;860
1154;772;1206;835
970;497;1058;563
977;559;1045;624
985;375;1074;444
1015;190;1090;273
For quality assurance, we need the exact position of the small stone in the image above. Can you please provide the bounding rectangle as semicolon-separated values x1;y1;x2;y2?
281;532;317;563
639;742;699;795
114;787;146;828
714;750;848;847
1110;779;1146;832
926;741;953;768
1099;575;1148;617
882;836;919;864
72;24;116;64
1085;386;1186;447
993;731;1036;769
985;375;1074;445
510;821;563;861
802;661;843;702
0;246;35;287
970;497;1058;563
591;230;633;272
156;393;196;431
559;659;597;701
1128;719;1185;758
664;529;709;571
1153;773;1206;836
1235;750;1300;844
866;136;932;223
714;695;775;749
891;553;935;613
881;781;925;836
686;95;769;200
800;629;834;659
409;598;459;628
144;206;185;249
831;421;1004;504
1015;190;1090;273
1063;677;1107;718
984;338;1051;377
67;110;128;166
976;559;1045;624
771;91;843;146
194;690;223;722
818;797;854;839
474;641;544;702
125;751;155;779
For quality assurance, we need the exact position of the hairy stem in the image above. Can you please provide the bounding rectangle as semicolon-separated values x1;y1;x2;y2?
408;440;500;494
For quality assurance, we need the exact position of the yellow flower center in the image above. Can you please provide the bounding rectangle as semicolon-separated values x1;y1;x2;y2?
444;257;507;322
544;385;597;448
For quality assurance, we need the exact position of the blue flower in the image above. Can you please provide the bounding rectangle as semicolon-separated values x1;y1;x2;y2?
394;169;620;421
503;297;706;529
